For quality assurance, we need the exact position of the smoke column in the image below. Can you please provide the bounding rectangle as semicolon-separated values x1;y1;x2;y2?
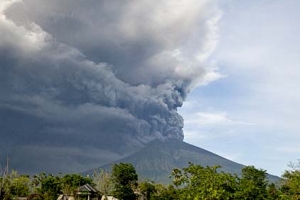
0;0;221;173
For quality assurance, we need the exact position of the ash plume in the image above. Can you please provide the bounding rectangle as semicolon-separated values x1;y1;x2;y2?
0;0;220;173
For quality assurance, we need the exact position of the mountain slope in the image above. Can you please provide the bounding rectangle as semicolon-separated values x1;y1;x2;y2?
85;139;279;183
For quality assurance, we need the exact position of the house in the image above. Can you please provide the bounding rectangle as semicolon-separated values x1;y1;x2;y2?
76;183;100;200
57;184;100;200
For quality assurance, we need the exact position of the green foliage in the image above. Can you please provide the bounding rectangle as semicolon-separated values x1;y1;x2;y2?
170;168;184;188
0;170;31;199
235;166;268;200
6;160;300;200
111;163;138;200
138;181;156;200
9;171;30;197
61;174;93;195
280;160;300;199
39;174;61;200
31;172;47;188
151;184;178;200
0;161;10;199
168;164;280;200
266;183;280;200
0;174;10;199
172;163;238;200
30;173;92;200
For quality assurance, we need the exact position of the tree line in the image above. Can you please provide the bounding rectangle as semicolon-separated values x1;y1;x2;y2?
1;161;300;200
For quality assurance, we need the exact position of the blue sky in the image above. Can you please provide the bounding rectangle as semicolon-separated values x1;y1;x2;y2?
180;0;300;176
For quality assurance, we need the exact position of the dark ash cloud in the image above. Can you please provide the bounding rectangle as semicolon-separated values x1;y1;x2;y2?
0;0;220;174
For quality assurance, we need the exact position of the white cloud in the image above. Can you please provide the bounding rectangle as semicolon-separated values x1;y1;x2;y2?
0;0;48;53
198;70;226;86
185;111;252;126
0;0;20;13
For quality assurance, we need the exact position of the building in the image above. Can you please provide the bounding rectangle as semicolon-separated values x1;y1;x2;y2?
76;184;100;200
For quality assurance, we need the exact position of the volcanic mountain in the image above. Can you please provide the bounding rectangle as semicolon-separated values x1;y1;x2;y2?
85;139;279;183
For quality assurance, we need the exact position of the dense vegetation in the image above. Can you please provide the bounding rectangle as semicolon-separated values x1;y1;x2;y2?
1;161;300;200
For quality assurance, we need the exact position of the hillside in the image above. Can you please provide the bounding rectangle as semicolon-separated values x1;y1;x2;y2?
85;139;280;183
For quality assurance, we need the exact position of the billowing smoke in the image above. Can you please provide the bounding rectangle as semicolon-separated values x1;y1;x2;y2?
0;0;220;173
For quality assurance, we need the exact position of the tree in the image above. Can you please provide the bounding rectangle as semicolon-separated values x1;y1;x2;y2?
0;159;11;200
235;166;268;200
266;183;280;200
170;168;184;188
111;163;138;200
40;174;61;200
138;181;156;200
9;171;30;198
60;174;93;195
31;173;61;200
31;172;47;189
93;169;113;200
151;184;178;200
280;160;300;199
171;163;238;200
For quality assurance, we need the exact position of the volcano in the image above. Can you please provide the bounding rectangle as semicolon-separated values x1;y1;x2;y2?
84;139;279;183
